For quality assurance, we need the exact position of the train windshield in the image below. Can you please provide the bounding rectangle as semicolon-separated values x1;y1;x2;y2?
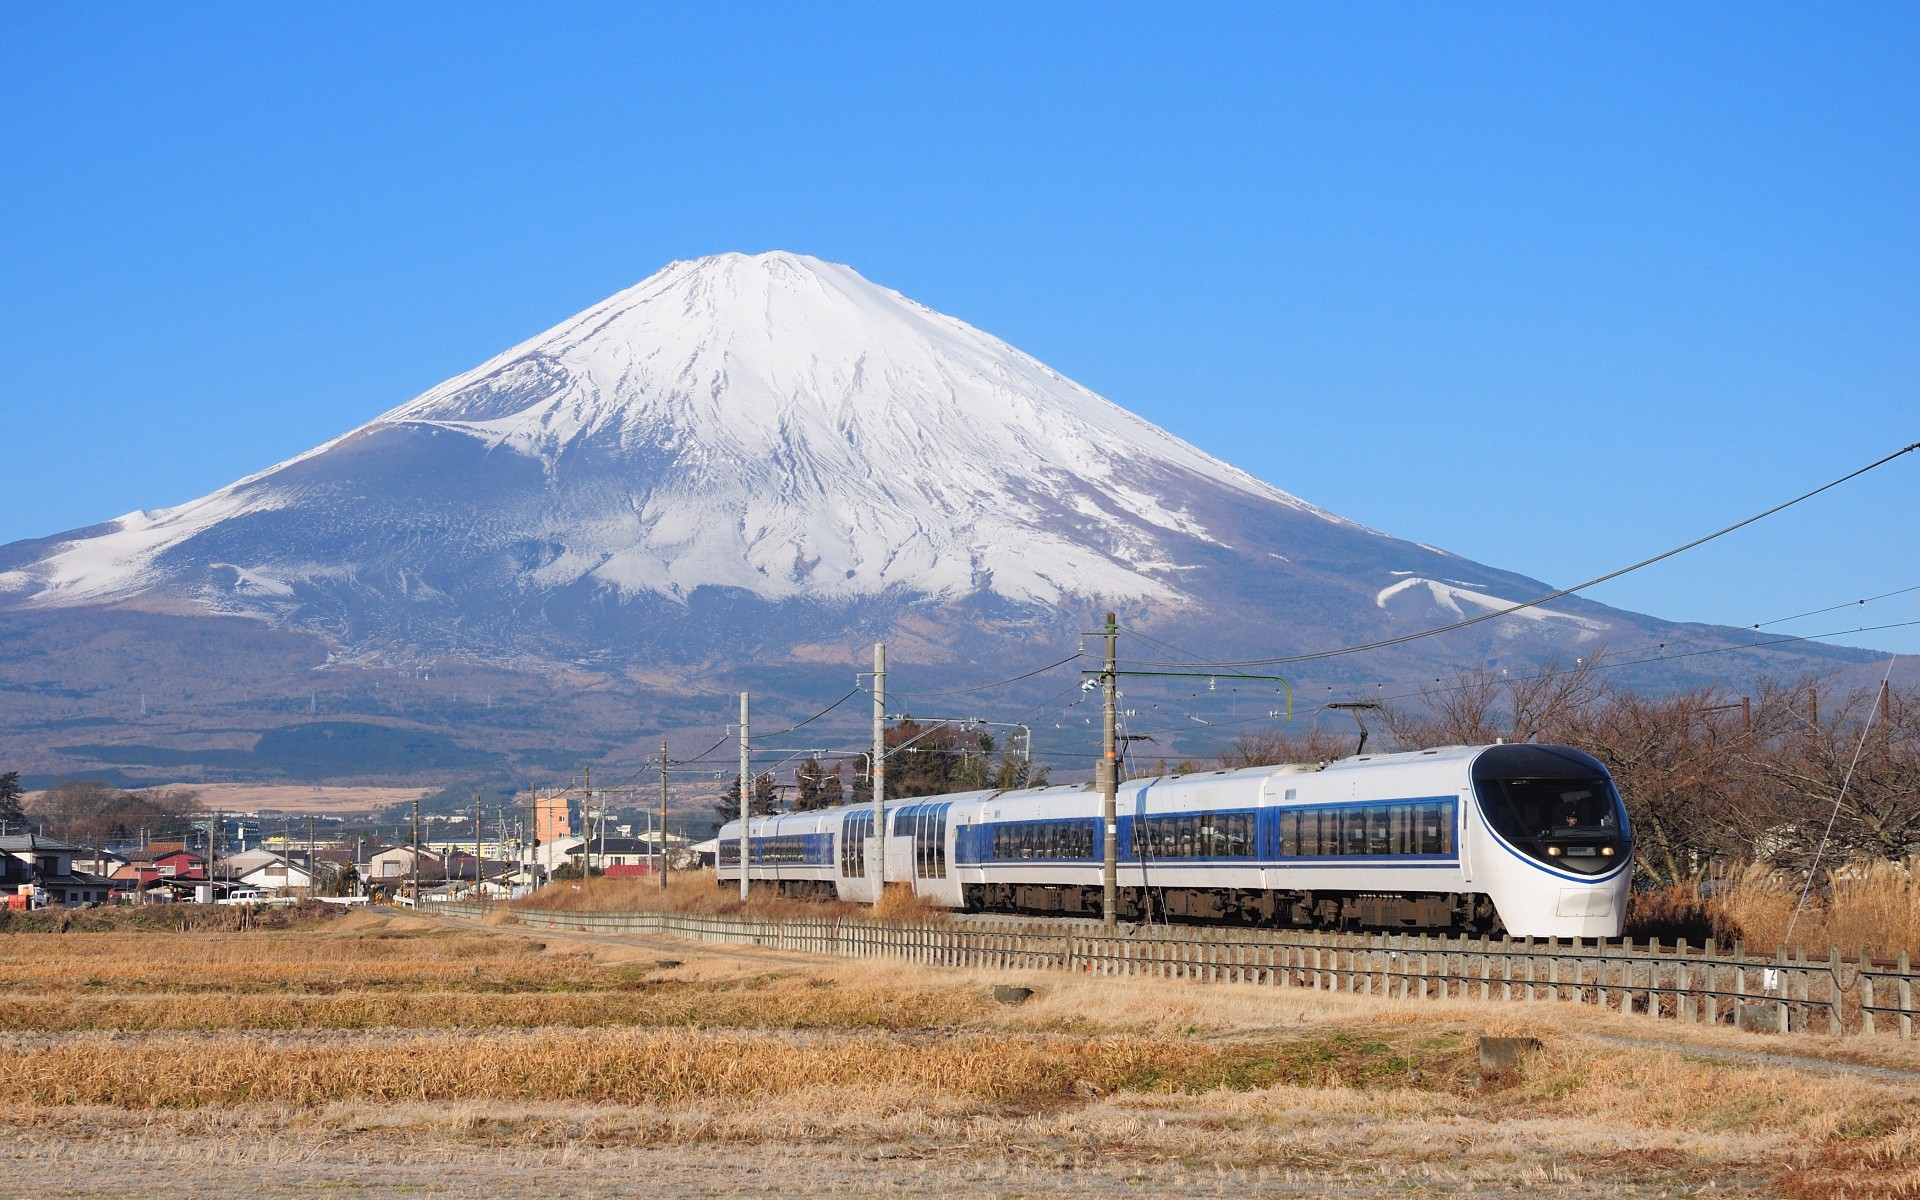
1471;744;1629;875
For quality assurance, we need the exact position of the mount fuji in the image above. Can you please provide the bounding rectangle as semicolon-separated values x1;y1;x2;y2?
0;253;1874;784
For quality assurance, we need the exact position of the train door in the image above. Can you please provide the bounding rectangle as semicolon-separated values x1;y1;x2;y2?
837;808;878;903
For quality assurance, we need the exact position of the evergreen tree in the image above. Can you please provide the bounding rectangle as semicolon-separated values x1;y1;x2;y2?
792;758;845;811
0;771;22;827
712;771;778;821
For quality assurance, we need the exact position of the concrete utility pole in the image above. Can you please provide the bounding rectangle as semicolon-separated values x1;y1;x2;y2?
410;793;421;905
306;815;315;899
738;692;751;901
1101;612;1119;929
871;641;886;908
659;739;669;893
473;793;483;905
527;781;538;893
582;765;592;877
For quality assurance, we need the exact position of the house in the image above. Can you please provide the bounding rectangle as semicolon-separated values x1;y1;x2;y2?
149;849;205;881
225;848;326;895
566;837;673;877
366;845;446;885
72;846;129;878
0;834;115;906
521;833;585;875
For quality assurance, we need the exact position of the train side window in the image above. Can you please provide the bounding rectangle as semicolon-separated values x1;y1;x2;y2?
1440;800;1456;854
1390;804;1413;855
1416;803;1440;855
1345;810;1367;855
1367;807;1391;856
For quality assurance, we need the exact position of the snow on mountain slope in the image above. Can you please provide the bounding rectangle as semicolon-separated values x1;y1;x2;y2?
0;252;1367;614
1375;577;1608;638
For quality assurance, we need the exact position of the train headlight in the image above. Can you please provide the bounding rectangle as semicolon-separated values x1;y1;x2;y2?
1601;846;1614;857
1545;845;1563;857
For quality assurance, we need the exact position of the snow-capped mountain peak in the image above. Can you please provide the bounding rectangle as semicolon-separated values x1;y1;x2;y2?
1;252;1359;614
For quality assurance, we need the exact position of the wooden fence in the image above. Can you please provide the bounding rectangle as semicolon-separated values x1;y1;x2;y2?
438;903;1920;1039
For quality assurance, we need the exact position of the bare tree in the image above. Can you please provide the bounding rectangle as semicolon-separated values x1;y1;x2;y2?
1380;657;1602;750
26;782;201;844
1564;687;1749;884
1218;726;1356;769
1741;680;1920;868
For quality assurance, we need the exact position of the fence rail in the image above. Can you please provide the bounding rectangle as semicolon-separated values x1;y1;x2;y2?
437;903;1920;1040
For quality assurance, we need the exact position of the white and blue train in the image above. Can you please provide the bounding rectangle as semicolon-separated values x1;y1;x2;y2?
716;742;1632;939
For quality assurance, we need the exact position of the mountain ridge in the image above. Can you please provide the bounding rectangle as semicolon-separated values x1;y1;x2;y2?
0;251;1890;784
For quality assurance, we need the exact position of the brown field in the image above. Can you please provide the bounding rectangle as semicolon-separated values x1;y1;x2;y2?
3;908;1919;1197
156;781;437;815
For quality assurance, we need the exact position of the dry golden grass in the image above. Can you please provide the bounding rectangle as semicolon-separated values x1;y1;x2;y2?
0;1028;1373;1109
6;908;1920;1196
516;871;951;923
1711;858;1920;960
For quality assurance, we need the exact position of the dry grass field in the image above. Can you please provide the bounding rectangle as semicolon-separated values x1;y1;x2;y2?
3;908;1920;1198
521;871;953;921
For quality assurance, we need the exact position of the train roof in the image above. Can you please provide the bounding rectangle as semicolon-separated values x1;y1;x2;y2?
722;744;1513;830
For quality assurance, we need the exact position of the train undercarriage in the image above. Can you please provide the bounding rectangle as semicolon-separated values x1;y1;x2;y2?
959;882;1503;933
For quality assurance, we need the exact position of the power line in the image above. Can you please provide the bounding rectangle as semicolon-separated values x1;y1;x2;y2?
887;652;1086;700
1120;440;1920;670
756;687;863;739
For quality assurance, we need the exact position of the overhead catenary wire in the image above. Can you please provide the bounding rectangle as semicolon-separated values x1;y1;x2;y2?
1782;588;1920;949
1113;440;1920;670
885;652;1086;701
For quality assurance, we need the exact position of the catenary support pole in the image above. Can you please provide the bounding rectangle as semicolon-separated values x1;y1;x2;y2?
474;793;482;905
738;691;751;902
659;740;670;893
872;642;886;909
1102;612;1119;929
410;793;421;905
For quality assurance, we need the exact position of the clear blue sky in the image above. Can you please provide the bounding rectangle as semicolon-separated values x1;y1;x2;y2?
4;4;1916;652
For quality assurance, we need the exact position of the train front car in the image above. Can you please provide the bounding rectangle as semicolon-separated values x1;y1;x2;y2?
1467;743;1632;939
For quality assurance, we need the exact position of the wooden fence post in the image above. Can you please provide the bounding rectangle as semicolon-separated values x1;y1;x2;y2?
1776;947;1791;1034
1828;947;1843;1035
1899;951;1913;1040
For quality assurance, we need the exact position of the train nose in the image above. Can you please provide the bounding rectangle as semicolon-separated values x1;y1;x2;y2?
1554;888;1615;919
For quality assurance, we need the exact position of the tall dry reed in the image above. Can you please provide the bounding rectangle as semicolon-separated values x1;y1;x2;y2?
1711;858;1920;960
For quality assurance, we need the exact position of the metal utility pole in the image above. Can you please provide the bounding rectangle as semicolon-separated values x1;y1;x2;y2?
659;740;669;893
1100;612;1119;929
738;691;751;901
871;641;886;909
